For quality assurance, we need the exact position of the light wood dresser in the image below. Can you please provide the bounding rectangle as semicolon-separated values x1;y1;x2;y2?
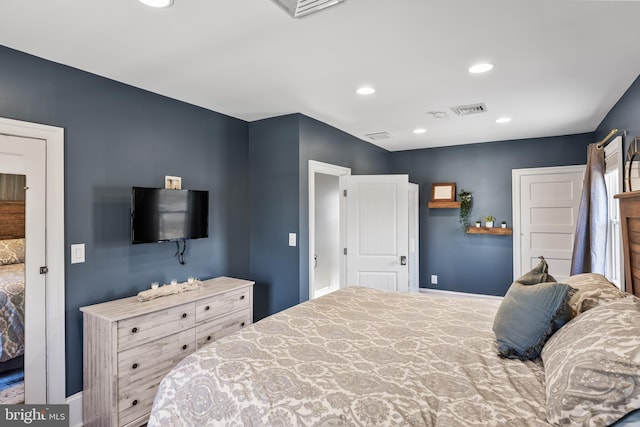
80;276;254;427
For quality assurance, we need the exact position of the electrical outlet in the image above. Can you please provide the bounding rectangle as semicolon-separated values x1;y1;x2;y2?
431;274;438;285
289;233;297;247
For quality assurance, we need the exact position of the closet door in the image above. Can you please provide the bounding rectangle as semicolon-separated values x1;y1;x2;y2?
512;165;584;281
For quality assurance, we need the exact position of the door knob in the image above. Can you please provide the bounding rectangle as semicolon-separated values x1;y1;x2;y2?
400;256;407;265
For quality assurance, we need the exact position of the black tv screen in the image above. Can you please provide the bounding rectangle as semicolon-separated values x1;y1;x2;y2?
131;187;209;244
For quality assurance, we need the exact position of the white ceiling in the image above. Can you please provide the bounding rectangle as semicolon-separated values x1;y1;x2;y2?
1;0;639;151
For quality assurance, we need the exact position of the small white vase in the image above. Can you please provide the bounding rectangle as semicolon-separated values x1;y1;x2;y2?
501;223;507;228
485;221;494;228
475;223;481;227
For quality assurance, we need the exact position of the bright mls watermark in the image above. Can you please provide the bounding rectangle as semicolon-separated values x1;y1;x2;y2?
0;405;68;426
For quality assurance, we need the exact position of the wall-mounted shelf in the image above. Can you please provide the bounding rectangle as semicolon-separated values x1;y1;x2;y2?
466;226;513;235
428;201;461;209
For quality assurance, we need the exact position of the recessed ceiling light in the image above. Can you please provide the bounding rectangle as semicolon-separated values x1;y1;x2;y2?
356;87;375;95
139;0;174;8
413;128;427;134
496;117;512;124
468;63;494;74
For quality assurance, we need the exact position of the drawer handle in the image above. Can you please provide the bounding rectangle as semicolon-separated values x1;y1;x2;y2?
132;400;138;406
182;313;187;319
206;335;212;341
205;306;210;311
131;327;138;334
241;322;246;327
240;295;245;300
182;344;188;350
132;363;138;369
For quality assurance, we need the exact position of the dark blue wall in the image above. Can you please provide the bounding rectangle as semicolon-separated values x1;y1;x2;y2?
248;115;301;321
389;134;593;296
248;114;390;318
298;115;390;301
0;45;250;396
596;74;640;152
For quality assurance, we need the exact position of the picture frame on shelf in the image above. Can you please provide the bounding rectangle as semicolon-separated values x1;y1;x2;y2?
431;182;456;202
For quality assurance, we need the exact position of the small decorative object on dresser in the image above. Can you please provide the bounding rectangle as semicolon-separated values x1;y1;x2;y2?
475;220;481;227
80;276;254;427
501;221;507;228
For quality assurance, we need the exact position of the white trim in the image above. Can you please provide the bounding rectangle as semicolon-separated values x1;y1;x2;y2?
0;117;65;403
308;160;351;300
66;391;83;427
419;287;503;300
604;136;624;290
512;164;585;281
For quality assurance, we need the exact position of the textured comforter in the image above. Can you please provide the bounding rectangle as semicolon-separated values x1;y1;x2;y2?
0;263;24;362
149;287;550;426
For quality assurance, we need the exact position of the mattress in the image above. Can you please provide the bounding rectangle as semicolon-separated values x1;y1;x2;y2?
0;263;25;363
149;286;550;426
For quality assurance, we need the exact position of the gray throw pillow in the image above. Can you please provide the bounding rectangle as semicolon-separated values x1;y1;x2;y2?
493;281;574;360
492;257;574;360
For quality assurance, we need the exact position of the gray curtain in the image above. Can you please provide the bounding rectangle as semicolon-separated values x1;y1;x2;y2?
570;143;608;275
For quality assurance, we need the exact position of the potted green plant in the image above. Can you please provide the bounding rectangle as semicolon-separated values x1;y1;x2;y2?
458;189;473;233
475;220;481;227
501;220;507;229
483;215;496;228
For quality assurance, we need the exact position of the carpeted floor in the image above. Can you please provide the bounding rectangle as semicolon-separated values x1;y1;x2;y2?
0;369;24;404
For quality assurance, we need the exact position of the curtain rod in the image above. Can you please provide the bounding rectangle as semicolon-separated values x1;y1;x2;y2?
596;128;625;149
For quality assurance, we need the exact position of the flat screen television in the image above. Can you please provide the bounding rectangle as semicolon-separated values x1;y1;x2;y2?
131;187;209;244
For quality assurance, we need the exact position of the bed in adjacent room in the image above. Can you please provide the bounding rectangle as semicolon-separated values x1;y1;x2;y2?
0;238;25;369
148;264;640;426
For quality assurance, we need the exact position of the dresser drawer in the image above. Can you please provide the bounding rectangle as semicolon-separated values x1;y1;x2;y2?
196;310;251;349
118;302;195;351
117;329;195;426
195;287;250;324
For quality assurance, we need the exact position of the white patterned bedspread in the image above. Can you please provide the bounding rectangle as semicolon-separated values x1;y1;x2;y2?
0;263;24;362
149;286;550;426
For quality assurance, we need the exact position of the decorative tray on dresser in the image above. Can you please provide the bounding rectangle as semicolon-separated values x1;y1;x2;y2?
80;276;254;427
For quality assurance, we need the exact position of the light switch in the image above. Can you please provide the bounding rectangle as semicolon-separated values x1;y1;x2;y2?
289;233;297;247
71;244;85;264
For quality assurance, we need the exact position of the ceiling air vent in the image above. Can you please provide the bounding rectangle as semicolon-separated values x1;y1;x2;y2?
365;132;391;141
450;103;487;116
271;0;345;18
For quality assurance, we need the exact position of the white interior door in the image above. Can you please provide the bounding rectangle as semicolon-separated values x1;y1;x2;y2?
408;183;419;293
344;175;409;292
0;134;47;402
513;165;585;281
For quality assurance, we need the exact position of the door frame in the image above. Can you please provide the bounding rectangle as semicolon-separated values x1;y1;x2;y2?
0;117;65;403
308;160;351;300
512;164;585;280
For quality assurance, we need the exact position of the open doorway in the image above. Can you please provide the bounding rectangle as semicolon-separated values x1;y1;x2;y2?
0;117;66;404
308;161;351;300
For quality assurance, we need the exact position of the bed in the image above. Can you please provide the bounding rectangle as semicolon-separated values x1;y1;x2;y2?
0;239;25;367
149;266;640;426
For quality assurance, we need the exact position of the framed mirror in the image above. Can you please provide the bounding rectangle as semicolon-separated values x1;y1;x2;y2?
625;137;640;192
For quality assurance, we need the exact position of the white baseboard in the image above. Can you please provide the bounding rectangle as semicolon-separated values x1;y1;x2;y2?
66;391;83;427
419;287;503;300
